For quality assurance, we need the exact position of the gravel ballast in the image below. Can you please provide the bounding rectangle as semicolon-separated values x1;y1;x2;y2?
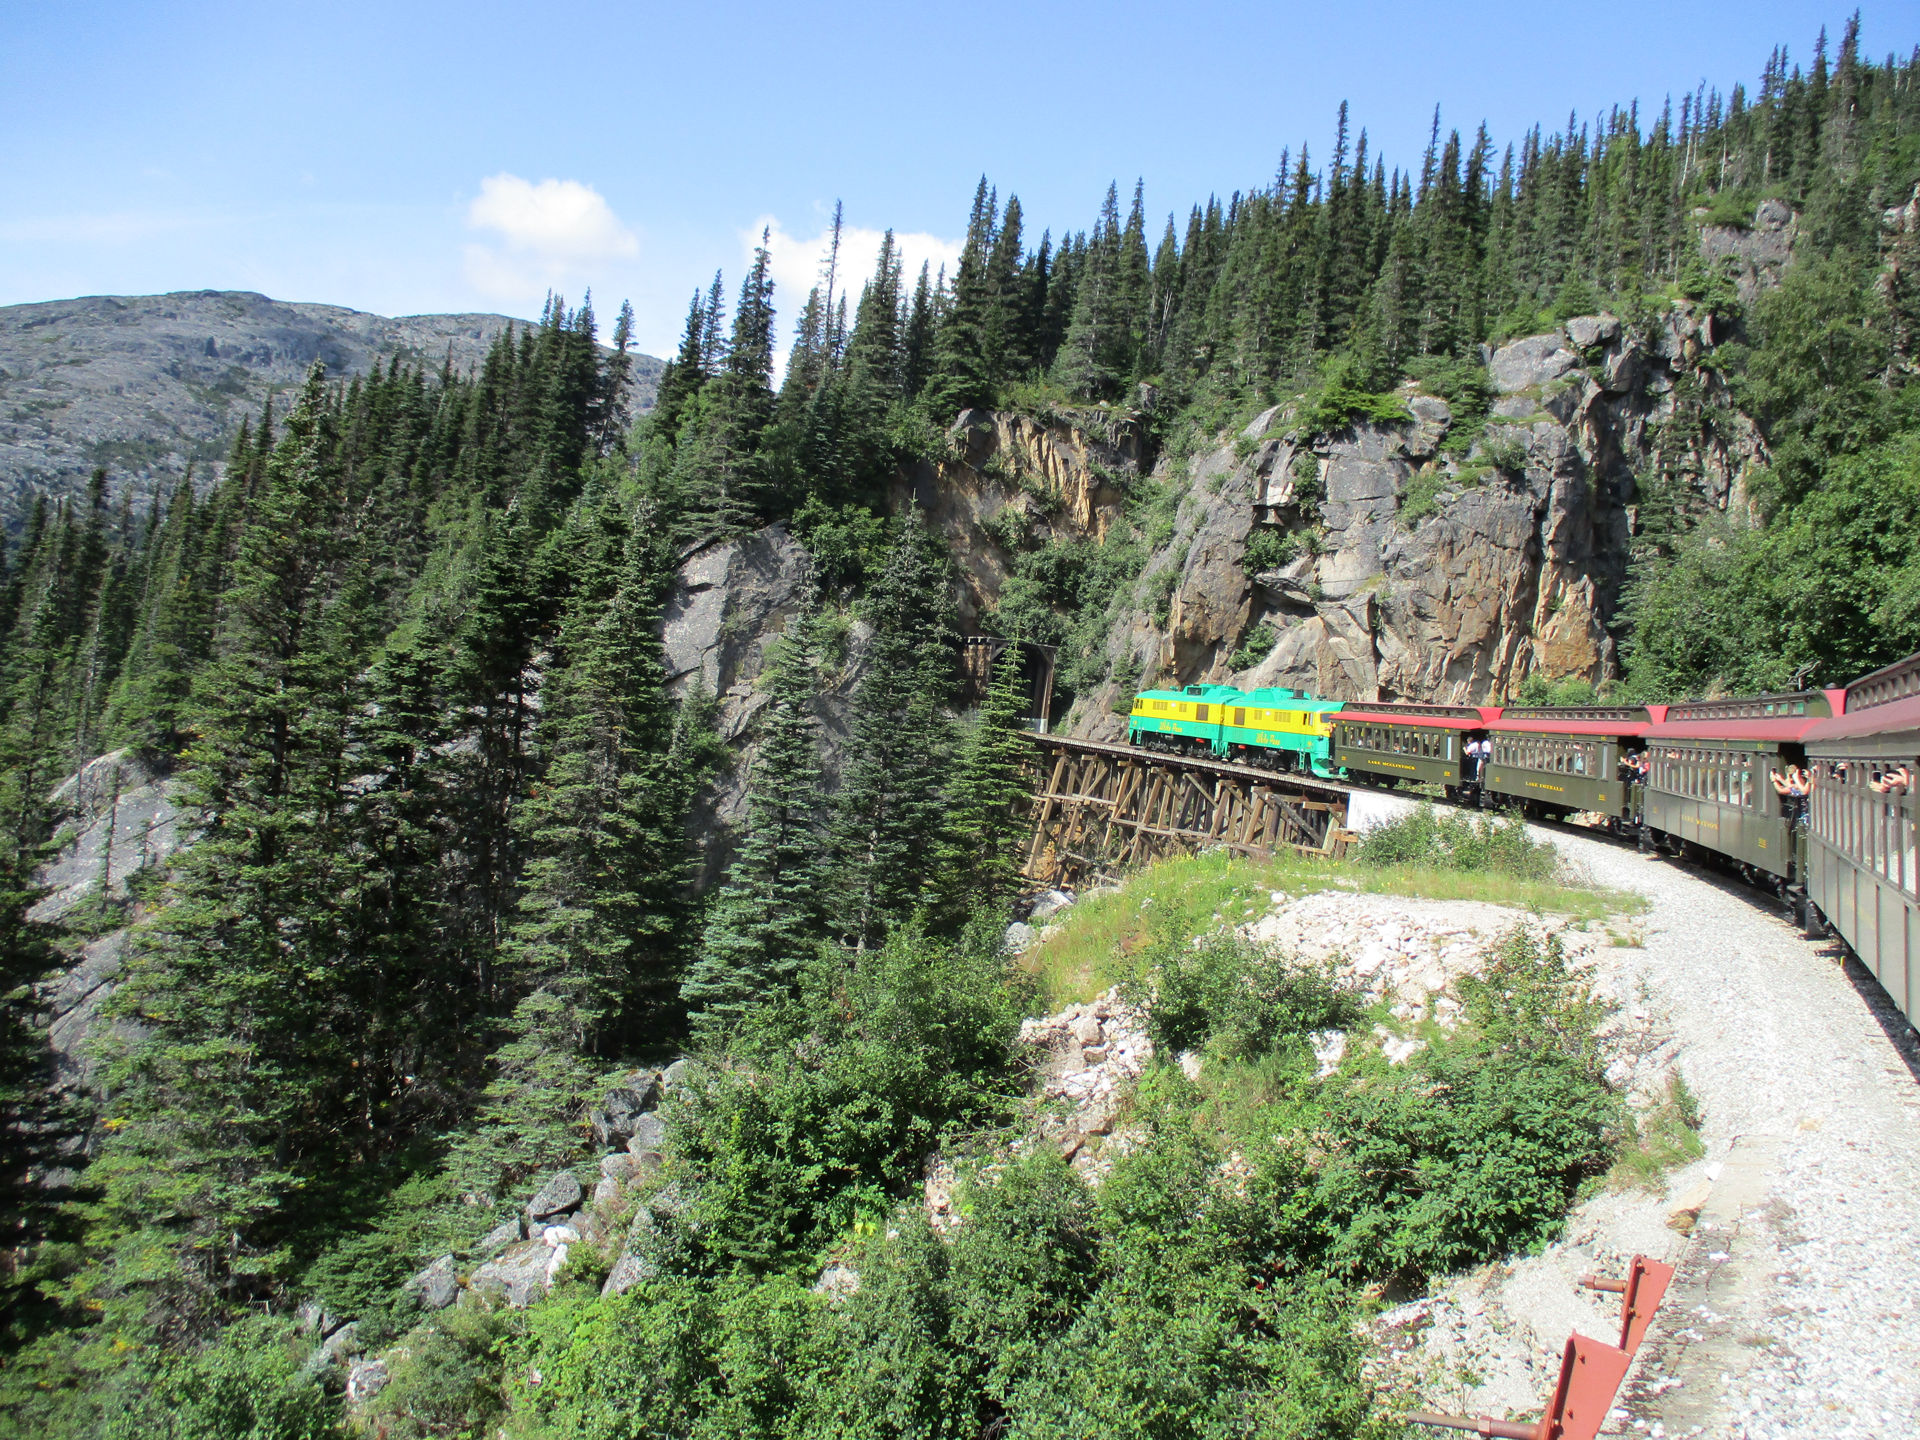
1440;824;1920;1440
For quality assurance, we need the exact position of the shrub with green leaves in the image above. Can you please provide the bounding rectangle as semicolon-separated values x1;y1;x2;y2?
670;920;1032;1271
1355;804;1558;881
1248;925;1622;1283
97;1318;342;1440
1242;526;1299;574
1127;925;1363;1063
1227;622;1279;670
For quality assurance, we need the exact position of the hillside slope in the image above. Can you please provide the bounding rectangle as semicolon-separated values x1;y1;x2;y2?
0;290;662;523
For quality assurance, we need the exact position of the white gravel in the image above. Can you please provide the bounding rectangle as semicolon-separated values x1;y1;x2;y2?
1505;824;1920;1439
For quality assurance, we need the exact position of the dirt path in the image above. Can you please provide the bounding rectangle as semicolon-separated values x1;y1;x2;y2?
1406;825;1920;1439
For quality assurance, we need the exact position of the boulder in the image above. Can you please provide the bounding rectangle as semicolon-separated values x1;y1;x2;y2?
813;1263;861;1303
346;1357;390;1405
525;1170;582;1221
592;1070;663;1144
297;1320;360;1382
592;1177;622;1209
1488;334;1579;393
1027;889;1075;923
1564;313;1621;350
602;1249;656;1298
474;1217;523;1255
296;1302;342;1336
659;1058;692;1093
470;1241;553;1308
1003;920;1036;954
407;1254;459;1312
600;1152;640;1182
625;1112;667;1155
1668;1178;1714;1233
1403;393;1452;459
1069;1015;1104;1047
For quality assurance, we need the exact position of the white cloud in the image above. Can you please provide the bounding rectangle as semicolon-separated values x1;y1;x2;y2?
745;215;963;375
463;173;639;301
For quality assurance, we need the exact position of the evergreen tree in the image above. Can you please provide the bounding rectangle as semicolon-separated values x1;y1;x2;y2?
448;502;708;1193
683;590;827;1035
927;642;1032;924
81;365;367;1332
832;508;956;947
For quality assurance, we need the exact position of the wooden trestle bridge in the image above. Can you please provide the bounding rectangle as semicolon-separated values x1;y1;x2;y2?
1019;734;1357;890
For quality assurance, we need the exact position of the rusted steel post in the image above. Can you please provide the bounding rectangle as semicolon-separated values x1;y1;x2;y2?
1581;1255;1674;1356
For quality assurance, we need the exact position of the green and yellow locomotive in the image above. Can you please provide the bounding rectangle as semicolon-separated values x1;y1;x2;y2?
1126;684;1345;777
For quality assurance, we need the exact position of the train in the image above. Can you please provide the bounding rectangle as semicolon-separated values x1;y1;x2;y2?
1126;656;1920;1030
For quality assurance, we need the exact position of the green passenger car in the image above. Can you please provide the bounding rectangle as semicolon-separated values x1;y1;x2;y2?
1641;691;1839;880
1332;703;1497;788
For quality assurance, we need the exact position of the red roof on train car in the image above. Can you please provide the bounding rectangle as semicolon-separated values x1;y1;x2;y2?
1643;688;1845;744
1490;717;1656;737
1804;694;1920;742
1808;651;1920;742
1333;705;1503;729
1643;716;1835;743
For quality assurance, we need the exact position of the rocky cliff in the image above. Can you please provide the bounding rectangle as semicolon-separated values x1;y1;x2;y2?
0;290;663;525
914;306;1765;735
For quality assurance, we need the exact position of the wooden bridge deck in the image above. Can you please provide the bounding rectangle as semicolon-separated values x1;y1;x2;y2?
1021;734;1356;890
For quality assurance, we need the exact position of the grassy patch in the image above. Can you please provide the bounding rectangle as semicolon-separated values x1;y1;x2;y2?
1020;845;1642;1008
1610;1075;1706;1191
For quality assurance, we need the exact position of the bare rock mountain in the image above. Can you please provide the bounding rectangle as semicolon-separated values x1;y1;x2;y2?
0;290;662;524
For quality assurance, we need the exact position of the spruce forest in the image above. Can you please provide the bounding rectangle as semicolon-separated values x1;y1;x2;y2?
1;20;1917;1438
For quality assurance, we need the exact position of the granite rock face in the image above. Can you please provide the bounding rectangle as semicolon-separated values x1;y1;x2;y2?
662;522;874;882
1698;197;1799;303
29;749;186;923
0;290;663;526
893;406;1138;629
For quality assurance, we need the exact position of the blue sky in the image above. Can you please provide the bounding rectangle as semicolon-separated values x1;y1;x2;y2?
0;1;1896;359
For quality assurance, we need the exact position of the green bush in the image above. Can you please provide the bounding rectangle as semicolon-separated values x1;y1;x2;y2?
1227;622;1279;671
792;496;889;596
1515;673;1597;706
1240;924;1621;1284
1355;804;1558;881
672;922;1031;1271
1243;526;1299;574
1397;469;1449;525
1127;926;1363;1064
1294;361;1408;439
98;1318;342;1440
358;1303;519;1440
1480;433;1530;472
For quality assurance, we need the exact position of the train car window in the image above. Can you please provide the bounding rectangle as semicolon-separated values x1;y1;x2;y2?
1195;705;1208;722
1234;708;1246;726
